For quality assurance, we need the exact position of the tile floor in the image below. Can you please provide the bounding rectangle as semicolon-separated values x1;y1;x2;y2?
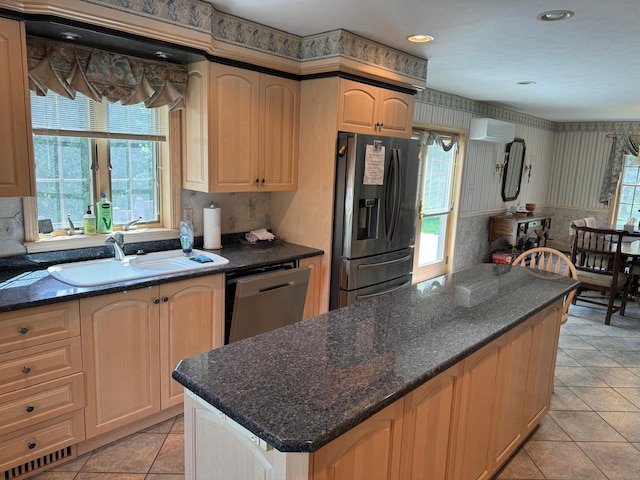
29;293;640;480
30;415;184;480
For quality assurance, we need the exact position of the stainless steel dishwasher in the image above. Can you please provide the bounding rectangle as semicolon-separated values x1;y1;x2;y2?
227;266;311;344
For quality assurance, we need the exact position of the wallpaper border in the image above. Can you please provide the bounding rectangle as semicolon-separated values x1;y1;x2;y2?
557;122;640;134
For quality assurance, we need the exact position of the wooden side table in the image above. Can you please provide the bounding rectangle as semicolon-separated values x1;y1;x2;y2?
487;214;552;262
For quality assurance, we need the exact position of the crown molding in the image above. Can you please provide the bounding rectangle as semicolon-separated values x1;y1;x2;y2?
299;29;426;87
3;0;426;87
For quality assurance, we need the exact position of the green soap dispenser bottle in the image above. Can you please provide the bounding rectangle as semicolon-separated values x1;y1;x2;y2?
96;193;113;233
83;205;97;235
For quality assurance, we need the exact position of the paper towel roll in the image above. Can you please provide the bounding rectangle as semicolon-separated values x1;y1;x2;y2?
203;207;222;249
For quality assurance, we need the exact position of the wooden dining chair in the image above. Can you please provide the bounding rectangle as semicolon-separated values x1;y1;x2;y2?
570;225;630;325
571;217;597;229
512;247;578;324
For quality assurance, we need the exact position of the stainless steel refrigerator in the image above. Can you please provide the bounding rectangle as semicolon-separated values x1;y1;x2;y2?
329;132;421;310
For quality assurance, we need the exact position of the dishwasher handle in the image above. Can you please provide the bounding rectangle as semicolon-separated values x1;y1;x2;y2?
259;282;294;293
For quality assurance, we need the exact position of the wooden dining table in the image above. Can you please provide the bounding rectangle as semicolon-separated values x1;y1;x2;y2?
547;231;640;299
547;233;640;258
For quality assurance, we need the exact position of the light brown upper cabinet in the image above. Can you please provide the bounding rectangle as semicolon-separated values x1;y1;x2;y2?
338;79;414;138
0;18;35;197
184;62;299;192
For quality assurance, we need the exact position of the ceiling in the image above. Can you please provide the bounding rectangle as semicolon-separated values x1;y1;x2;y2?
205;0;640;124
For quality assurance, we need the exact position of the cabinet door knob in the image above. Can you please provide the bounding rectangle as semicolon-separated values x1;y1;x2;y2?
27;441;36;450
255;178;260;183
162;296;169;302
22;366;31;374
19;326;29;335
261;178;265;183
26;405;35;413
154;298;160;304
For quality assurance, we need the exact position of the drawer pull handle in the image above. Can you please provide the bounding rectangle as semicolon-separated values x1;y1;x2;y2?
22;366;31;374
19;327;29;335
27;441;36;450
26;405;35;413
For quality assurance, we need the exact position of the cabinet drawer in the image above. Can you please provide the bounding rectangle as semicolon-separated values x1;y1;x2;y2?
0;337;82;395
491;220;516;237
0;373;84;436
0;302;80;354
0;410;84;473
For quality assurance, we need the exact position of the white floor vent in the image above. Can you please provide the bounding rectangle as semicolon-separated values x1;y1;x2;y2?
3;446;73;480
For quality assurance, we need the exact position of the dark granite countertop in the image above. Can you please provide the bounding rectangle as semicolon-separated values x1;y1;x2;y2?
0;239;323;313
172;263;579;453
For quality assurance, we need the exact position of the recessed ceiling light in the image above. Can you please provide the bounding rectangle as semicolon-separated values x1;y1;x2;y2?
537;10;574;21
154;51;172;59
517;81;536;85
407;34;434;43
60;32;81;41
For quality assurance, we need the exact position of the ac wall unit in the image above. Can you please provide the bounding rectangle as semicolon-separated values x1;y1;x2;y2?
469;118;516;143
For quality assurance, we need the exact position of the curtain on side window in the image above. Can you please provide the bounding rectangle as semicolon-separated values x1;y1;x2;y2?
418;131;459;217
599;135;640;204
25;36;187;111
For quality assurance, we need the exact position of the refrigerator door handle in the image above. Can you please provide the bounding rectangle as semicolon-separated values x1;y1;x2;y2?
356;253;413;270
355;279;412;302
393;148;403;238
385;148;402;242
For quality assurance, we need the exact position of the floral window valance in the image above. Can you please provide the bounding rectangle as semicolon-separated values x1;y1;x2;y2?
25;36;187;111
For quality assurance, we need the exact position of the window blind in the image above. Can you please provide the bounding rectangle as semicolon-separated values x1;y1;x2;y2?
30;91;167;141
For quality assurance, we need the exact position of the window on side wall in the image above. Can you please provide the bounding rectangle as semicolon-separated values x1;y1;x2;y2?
30;91;169;235
614;154;640;229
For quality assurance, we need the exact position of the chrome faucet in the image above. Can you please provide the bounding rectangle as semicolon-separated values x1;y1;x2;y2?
105;232;126;260
122;217;142;231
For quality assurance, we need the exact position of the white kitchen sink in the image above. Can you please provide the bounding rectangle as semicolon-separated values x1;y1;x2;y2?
47;249;229;287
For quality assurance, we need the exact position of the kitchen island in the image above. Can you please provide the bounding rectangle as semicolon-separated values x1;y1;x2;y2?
172;263;579;480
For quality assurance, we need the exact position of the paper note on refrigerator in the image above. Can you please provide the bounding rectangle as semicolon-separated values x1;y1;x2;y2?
363;144;385;185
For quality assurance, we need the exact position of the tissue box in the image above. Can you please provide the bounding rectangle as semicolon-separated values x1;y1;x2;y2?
455;278;499;308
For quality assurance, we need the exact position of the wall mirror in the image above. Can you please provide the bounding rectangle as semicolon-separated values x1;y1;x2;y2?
502;138;526;201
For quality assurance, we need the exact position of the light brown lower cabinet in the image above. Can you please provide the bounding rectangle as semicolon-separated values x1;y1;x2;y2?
300;255;323;319
0;301;84;477
82;275;224;439
311;400;404;480
399;362;464;479
182;299;562;480
0;410;85;473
